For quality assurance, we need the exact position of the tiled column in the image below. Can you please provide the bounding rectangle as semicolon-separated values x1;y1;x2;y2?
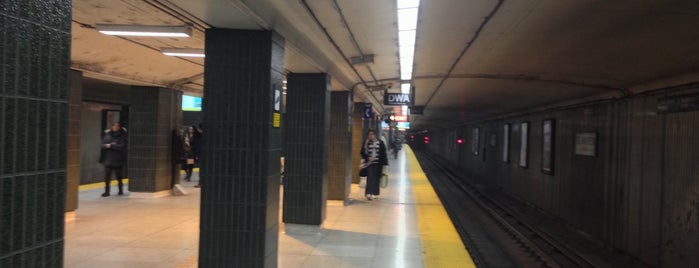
127;87;182;195
327;92;352;202
283;73;330;225
66;70;83;212
199;29;284;267
351;103;365;183
0;0;72;265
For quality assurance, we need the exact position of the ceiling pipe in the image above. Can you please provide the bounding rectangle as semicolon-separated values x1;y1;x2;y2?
413;73;626;93
330;0;381;86
422;0;505;108
300;0;383;108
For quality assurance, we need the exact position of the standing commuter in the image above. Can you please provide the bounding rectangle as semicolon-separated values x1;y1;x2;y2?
99;122;128;197
189;124;203;187
183;126;199;181
171;128;185;187
360;129;388;200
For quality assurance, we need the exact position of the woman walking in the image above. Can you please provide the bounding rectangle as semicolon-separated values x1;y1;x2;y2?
360;129;388;200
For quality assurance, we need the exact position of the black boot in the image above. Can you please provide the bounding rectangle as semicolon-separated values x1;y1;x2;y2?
102;185;110;197
118;180;124;195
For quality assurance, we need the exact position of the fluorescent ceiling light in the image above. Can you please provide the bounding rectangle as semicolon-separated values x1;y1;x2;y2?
398;0;420;9
401;83;411;93
400;46;414;59
96;24;192;37
399;30;416;46
162;48;205;57
397;8;418;30
397;0;420;81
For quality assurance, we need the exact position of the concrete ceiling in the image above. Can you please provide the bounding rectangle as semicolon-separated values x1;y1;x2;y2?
71;0;699;130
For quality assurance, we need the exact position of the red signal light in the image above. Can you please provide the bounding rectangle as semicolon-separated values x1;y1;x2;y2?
457;136;463;144
424;136;429;144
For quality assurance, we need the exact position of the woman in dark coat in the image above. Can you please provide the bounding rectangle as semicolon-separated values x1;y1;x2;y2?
360;129;388;200
183;125;202;181
100;122;128;197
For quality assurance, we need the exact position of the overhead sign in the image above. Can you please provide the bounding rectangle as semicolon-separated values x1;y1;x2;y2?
383;93;411;105
363;103;373;118
393;115;408;122
410;106;424;115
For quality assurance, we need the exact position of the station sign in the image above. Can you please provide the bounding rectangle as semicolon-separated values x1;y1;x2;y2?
363;103;373;118
393;115;408;122
383;92;412;105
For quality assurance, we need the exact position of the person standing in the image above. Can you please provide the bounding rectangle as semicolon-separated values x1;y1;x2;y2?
99;122;128;197
183;126;198;181
360;129;388;200
183;124;203;187
171;128;185;187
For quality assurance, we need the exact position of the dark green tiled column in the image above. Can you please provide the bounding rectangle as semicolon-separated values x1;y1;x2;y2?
327;92;352;202
283;73;330;225
0;0;72;266
66;70;83;212
127;87;182;194
351;103;365;183
199;29;284;267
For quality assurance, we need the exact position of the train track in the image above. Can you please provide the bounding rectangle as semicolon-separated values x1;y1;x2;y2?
415;151;598;268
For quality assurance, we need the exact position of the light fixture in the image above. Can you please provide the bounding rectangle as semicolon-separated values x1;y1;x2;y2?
350;54;375;65
161;48;205;58
96;24;192;37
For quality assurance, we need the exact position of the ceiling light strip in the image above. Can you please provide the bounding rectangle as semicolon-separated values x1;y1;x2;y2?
397;0;420;118
162;48;205;58
96;24;192;37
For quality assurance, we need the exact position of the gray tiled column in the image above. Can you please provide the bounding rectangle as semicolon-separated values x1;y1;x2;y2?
327;92;352;202
127;87;182;193
66;70;83;212
283;73;330;225
352;103;365;183
199;29;284;267
0;0;72;265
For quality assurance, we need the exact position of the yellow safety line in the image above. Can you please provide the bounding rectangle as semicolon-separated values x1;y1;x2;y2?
78;179;130;191
78;168;200;191
406;147;476;268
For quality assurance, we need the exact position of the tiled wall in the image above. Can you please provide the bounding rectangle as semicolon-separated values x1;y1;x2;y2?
127;87;182;192
352;103;365;183
0;0;72;266
66;70;83;212
199;29;284;267
327;92;352;201
283;73;330;225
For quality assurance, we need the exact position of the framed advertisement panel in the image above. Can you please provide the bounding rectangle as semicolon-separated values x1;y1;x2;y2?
541;119;555;174
575;132;597;156
472;127;479;155
502;124;510;163
519;122;529;168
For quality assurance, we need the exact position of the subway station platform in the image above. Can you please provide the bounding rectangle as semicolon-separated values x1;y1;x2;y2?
64;147;474;268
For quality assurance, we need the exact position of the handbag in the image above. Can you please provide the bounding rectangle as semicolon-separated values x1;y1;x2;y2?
359;167;368;177
358;177;367;188
358;159;369;177
186;158;195;164
380;173;388;188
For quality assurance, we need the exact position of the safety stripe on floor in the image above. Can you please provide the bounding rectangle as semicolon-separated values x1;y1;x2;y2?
78;168;200;191
405;147;476;268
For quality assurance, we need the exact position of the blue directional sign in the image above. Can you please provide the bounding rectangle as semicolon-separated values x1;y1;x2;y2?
363;103;373;118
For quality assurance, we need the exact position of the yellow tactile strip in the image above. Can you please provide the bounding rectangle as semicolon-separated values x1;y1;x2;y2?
406;147;476;268
78;168;199;191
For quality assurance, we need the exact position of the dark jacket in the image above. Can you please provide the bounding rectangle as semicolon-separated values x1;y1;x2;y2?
100;128;128;168
188;130;202;160
172;130;185;164
360;139;388;166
